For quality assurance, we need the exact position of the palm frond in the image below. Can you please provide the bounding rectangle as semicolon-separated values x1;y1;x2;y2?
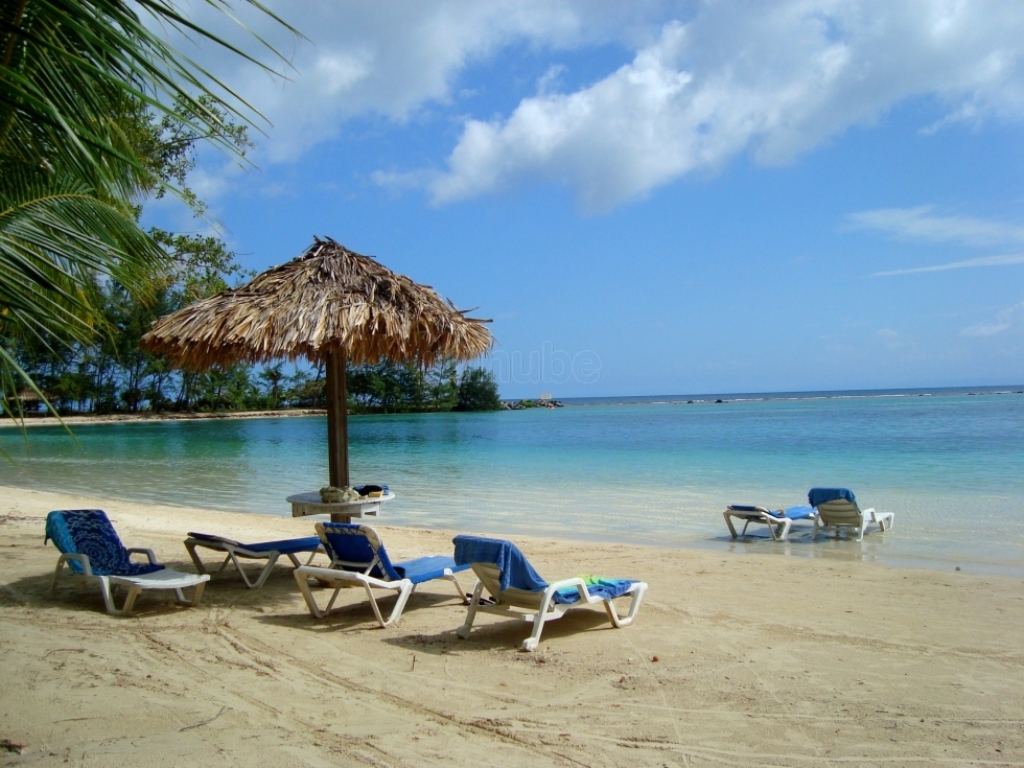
1;0;300;186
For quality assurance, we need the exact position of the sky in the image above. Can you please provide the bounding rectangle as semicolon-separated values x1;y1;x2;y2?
144;0;1024;398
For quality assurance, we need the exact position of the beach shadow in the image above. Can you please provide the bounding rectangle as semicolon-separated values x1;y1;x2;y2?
253;588;466;634
2;567;210;618
1;553;314;617
384;607;617;655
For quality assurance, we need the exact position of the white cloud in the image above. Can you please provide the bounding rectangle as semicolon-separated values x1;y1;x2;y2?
847;206;1024;247
168;1;1024;208
419;1;1024;210
174;1;670;162
960;302;1024;337
536;65;568;96
871;253;1024;277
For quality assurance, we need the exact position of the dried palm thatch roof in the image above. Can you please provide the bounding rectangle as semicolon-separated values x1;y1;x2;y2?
141;238;493;369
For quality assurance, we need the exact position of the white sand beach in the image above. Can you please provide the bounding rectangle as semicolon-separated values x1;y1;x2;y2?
2;484;1023;766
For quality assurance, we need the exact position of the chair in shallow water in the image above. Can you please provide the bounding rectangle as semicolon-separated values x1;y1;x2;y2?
293;523;469;627
723;504;818;540
809;488;894;541
184;532;323;589
45;509;209;616
452;535;648;651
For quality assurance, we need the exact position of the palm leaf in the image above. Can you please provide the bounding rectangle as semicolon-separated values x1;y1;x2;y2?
0;1;299;428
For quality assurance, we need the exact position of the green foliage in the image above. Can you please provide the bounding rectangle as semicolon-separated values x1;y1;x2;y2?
455;368;502;412
347;360;458;414
0;0;295;424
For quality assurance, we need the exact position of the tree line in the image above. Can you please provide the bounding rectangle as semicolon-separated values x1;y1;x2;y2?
1;3;500;421
13;333;502;415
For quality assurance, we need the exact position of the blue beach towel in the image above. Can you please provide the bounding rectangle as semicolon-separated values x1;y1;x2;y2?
554;575;636;604
45;509;165;577
808;488;856;508
319;522;399;580
729;504;816;519
453;535;635;605
453;536;548;593
775;504;816;520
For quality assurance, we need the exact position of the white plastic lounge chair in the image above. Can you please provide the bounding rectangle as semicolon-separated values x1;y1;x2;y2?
184;532;323;589
45;509;209;616
293;522;469;628
809;488;894;541
723;504;817;540
453;535;648;652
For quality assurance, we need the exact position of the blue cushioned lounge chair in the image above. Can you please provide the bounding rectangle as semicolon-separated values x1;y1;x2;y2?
723;504;818;540
453;535;648;651
810;488;894;541
45;509;209;616
184;532;323;589
293;523;469;628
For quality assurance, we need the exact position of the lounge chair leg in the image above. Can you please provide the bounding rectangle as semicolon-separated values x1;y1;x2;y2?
293;550;320;568
444;570;469;604
247;553;280;590
363;582;388;627
174;581;206;607
522;589;557;651
51;561;65;594
184;541;210;575
119;585;142;616
603;583;648;628
380;581;414;627
457;581;485;639
99;577;119;615
323;583;346;614
294;569;327;619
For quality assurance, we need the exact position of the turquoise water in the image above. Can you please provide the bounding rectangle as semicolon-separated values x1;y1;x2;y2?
3;387;1023;575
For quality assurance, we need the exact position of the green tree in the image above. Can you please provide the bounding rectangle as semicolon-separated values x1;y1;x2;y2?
425;360;458;411
455;368;502;412
7;92;258;416
258;363;286;410
0;0;295;422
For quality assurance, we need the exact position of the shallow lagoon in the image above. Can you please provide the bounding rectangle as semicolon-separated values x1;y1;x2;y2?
3;387;1023;575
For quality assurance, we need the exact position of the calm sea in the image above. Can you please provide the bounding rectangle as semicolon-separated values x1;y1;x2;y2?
3;386;1023;575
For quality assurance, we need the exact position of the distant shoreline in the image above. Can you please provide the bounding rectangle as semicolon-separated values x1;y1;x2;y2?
0;409;326;429
4;385;1022;428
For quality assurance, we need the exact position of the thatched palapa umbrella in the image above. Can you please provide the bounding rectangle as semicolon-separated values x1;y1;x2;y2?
141;237;492;493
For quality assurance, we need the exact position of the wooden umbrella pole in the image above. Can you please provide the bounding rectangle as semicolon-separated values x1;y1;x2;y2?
325;347;350;523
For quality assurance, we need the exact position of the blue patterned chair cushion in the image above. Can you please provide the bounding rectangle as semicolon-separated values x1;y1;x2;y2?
45;510;165;577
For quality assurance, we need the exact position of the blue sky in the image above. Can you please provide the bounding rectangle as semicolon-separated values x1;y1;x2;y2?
147;1;1024;398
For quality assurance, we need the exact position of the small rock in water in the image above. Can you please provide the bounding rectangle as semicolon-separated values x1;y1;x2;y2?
955;566;961;571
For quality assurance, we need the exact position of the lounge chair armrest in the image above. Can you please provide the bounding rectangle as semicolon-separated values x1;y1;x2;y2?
58;552;93;577
127;547;159;565
863;508;877;517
